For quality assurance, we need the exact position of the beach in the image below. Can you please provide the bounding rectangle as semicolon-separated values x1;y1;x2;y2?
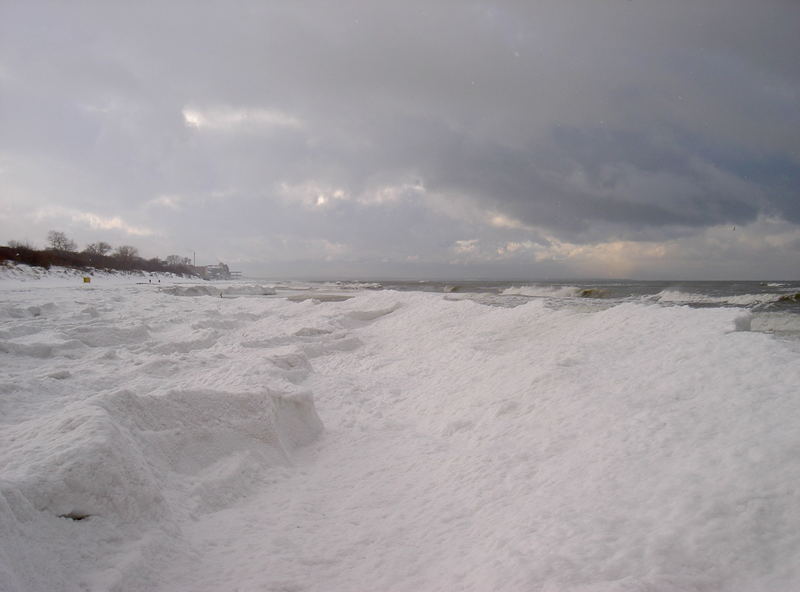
2;269;800;591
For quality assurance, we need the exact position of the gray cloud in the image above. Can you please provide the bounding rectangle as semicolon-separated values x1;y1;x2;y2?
1;0;798;278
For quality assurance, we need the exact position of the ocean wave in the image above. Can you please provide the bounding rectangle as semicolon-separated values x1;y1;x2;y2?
654;289;789;307
777;292;800;303
161;284;277;297
501;285;607;299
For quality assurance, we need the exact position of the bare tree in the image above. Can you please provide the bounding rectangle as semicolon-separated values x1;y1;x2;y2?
47;230;77;252
114;245;139;259
8;239;35;250
84;241;112;256
112;245;139;270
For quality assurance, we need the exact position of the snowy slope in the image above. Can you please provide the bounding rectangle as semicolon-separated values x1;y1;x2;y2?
1;279;800;591
0;262;199;286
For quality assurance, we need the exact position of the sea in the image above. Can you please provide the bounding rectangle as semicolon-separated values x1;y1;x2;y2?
272;278;800;336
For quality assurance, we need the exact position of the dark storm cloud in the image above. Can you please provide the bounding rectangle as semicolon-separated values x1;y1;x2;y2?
1;0;798;277
421;125;766;237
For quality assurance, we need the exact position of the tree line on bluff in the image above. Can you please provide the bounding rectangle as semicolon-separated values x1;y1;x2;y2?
1;231;197;275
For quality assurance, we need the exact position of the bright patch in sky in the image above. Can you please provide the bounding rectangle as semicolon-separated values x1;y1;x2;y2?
146;195;183;211
33;206;152;237
0;2;798;278
181;107;302;131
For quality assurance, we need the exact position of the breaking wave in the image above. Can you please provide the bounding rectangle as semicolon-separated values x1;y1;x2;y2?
501;285;607;299
654;289;797;307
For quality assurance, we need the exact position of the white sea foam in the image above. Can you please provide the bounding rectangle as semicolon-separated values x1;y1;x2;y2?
1;277;800;591
223;284;277;296
655;288;784;306
332;281;383;290
501;284;586;298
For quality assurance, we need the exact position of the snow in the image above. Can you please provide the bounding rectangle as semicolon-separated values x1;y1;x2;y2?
2;266;800;591
0;263;198;287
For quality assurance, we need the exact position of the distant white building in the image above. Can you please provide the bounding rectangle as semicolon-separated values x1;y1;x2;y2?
198;262;231;280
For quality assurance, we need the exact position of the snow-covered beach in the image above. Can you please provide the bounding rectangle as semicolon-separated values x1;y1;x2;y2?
2;267;800;591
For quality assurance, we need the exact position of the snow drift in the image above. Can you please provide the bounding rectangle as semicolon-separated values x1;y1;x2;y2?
1;277;800;591
1;388;322;523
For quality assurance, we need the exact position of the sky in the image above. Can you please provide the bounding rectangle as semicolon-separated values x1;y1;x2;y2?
1;1;798;280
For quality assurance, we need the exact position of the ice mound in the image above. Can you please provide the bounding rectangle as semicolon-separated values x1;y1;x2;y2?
2;302;58;319
0;400;166;522
0;279;335;591
288;294;800;590
0;388;322;523
345;301;402;321
265;349;315;384
3;281;800;590
64;323;150;348
751;311;800;334
0;341;55;358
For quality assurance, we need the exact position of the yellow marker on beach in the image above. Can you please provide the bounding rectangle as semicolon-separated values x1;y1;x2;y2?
83;277;91;283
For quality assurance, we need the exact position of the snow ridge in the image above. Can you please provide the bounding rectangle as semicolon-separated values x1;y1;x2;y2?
1;284;800;591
